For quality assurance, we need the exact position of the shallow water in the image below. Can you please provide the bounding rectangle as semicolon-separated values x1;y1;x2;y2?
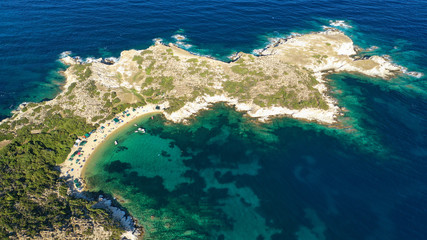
85;79;427;239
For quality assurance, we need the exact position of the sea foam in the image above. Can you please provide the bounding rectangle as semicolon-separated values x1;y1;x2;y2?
59;51;72;58
329;20;352;29
172;34;186;41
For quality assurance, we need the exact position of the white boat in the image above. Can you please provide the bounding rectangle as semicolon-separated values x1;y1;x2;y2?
114;140;118;145
138;128;146;133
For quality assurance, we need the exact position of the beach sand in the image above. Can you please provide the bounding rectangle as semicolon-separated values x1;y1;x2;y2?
59;88;343;192
60;104;163;191
60;96;341;192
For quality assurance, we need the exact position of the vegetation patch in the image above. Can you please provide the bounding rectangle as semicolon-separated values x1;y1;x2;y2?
141;50;153;55
0;115;125;238
142;87;156;96
86;80;99;97
142;76;154;88
66;83;77;95
145;60;156;75
159;76;175;91
231;65;249;75
186;58;198;63
73;64;92;81
132;55;144;64
165;97;187;113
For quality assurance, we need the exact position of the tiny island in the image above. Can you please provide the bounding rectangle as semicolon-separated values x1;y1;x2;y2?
0;29;406;239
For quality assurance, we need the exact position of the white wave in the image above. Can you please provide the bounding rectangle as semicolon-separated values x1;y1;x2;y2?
289;32;302;37
73;56;83;63
84;57;101;63
104;57;119;63
252;49;262;55
365;46;379;51
408;71;424;78
176;41;192;49
252;36;288;56
329;20;352;29
399;66;424;78
59;51;72;58
152;38;163;44
322;25;331;30
172;34;186;41
252;31;305;56
404;69;424;78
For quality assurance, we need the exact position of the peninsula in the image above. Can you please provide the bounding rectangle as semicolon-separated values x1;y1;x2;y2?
0;28;405;239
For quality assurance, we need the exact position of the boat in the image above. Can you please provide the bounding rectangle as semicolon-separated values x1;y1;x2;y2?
134;124;137;127
114;140;118;145
138;128;146;133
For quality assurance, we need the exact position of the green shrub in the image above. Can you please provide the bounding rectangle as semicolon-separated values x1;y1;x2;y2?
142;88;155;96
0;114;126;237
145;61;156;75
165;98;186;113
160;76;174;91
141;50;153;55
231;65;248;75
103;92;110;101
91;115;104;122
133;55;144;64
112;97;121;104
0;132;13;141
66;83;77;95
145;76;154;85
186;58;198;63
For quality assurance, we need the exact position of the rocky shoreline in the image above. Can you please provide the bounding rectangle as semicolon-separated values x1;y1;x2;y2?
1;27;419;239
57;29;402;127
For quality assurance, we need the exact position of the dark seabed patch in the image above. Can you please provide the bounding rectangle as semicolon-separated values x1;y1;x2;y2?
85;71;427;239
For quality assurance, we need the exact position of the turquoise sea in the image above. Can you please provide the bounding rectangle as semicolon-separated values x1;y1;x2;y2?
1;0;427;239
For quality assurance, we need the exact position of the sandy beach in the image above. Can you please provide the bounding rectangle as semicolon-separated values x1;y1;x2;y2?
60;95;341;192
58;106;162;240
60;104;163;191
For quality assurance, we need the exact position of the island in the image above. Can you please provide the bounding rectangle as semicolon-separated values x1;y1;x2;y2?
0;28;406;239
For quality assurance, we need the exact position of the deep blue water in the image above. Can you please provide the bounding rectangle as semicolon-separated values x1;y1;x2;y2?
1;0;426;117
2;0;427;239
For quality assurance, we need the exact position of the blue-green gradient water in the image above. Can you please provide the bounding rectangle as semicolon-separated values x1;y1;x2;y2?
2;0;427;239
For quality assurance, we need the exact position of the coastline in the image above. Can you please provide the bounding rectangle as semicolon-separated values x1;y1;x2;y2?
59;98;336;240
80;111;161;183
60;104;163;191
59;104;164;239
62;93;338;191
51;28;410;239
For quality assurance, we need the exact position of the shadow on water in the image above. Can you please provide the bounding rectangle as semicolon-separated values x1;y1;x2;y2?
85;77;426;240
